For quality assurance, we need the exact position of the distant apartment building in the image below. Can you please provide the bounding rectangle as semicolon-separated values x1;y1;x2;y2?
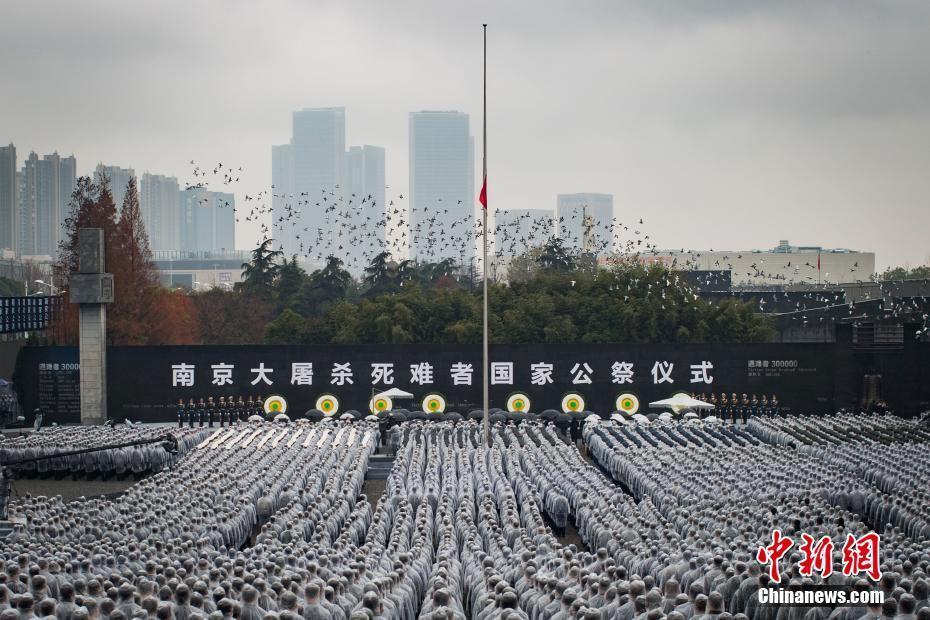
179;187;235;254
18;151;76;258
409;111;474;264
556;193;614;254
494;208;554;257
94;163;136;211
0;144;16;254
141;173;181;252
634;240;876;286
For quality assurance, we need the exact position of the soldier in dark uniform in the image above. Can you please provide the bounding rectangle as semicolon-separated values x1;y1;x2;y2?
206;396;215;428
177;399;186;428
188;398;196;428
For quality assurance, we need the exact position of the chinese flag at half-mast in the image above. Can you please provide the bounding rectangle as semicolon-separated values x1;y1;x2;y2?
479;175;487;209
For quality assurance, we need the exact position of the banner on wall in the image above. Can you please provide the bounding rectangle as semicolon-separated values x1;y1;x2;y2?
14;344;845;424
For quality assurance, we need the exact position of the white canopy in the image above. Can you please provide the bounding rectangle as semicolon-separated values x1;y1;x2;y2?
649;394;715;413
375;388;415;399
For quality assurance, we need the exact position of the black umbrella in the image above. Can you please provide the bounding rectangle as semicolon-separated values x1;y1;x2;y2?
540;409;560;422
305;409;324;422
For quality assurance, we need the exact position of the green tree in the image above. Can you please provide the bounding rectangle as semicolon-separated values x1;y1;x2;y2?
363;250;397;296
879;264;930;281
536;237;575;272
239;238;283;292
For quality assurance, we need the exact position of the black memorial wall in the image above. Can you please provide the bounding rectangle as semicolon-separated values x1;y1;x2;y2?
14;336;927;424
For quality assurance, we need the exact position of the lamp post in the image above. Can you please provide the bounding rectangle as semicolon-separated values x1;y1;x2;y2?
34;279;59;294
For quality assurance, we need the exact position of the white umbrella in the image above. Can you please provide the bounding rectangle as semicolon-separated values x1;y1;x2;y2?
649;394;715;413
374;388;415;399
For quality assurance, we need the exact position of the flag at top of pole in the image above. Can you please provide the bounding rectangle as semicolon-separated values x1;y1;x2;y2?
481;23;490;445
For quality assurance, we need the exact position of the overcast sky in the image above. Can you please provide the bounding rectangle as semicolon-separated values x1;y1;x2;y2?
2;0;928;270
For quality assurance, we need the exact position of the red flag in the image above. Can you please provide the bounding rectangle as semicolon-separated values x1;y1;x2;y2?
479;175;487;209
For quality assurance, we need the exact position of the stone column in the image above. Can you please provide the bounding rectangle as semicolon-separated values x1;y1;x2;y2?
69;229;114;425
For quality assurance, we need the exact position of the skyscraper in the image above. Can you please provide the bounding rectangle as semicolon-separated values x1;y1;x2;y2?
494;208;554;257
17;152;75;257
140;173;181;253
344;145;385;272
94;163;136;211
179;188;235;254
18;152;38;256
272;107;346;259
0;144;16;253
409;111;475;264
556;193;614;255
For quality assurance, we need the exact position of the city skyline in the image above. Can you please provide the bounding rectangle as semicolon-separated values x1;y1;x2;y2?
2;1;929;269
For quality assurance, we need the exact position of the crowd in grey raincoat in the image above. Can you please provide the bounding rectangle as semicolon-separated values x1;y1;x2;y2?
0;412;926;619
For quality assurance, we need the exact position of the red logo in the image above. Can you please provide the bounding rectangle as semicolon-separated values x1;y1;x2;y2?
757;531;882;582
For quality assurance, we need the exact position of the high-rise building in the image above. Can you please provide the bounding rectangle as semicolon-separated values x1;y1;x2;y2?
272;107;346;259
344;145;386;272
409;111;475;264
179;187;235;254
94;163;136;211
17;152;75;257
18;152;38;256
0;144;16;253
494;208;554;257
556;193;614;254
140;173;181;252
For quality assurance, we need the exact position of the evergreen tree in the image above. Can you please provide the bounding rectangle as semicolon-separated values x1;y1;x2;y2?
239;238;283;292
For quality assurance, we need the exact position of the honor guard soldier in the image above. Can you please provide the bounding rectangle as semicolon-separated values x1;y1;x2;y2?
207;396;215;428
217;396;226;427
177;398;186;428
188;398;196;428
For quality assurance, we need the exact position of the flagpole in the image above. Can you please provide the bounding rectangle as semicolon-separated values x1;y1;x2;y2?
482;23;489;447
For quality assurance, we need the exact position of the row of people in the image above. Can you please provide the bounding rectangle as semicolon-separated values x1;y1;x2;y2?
175;397;268;428
0;425;209;474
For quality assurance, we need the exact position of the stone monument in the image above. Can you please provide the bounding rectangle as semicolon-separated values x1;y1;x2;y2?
68;229;114;425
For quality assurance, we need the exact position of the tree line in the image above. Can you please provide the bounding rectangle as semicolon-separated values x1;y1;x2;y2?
50;178;774;345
